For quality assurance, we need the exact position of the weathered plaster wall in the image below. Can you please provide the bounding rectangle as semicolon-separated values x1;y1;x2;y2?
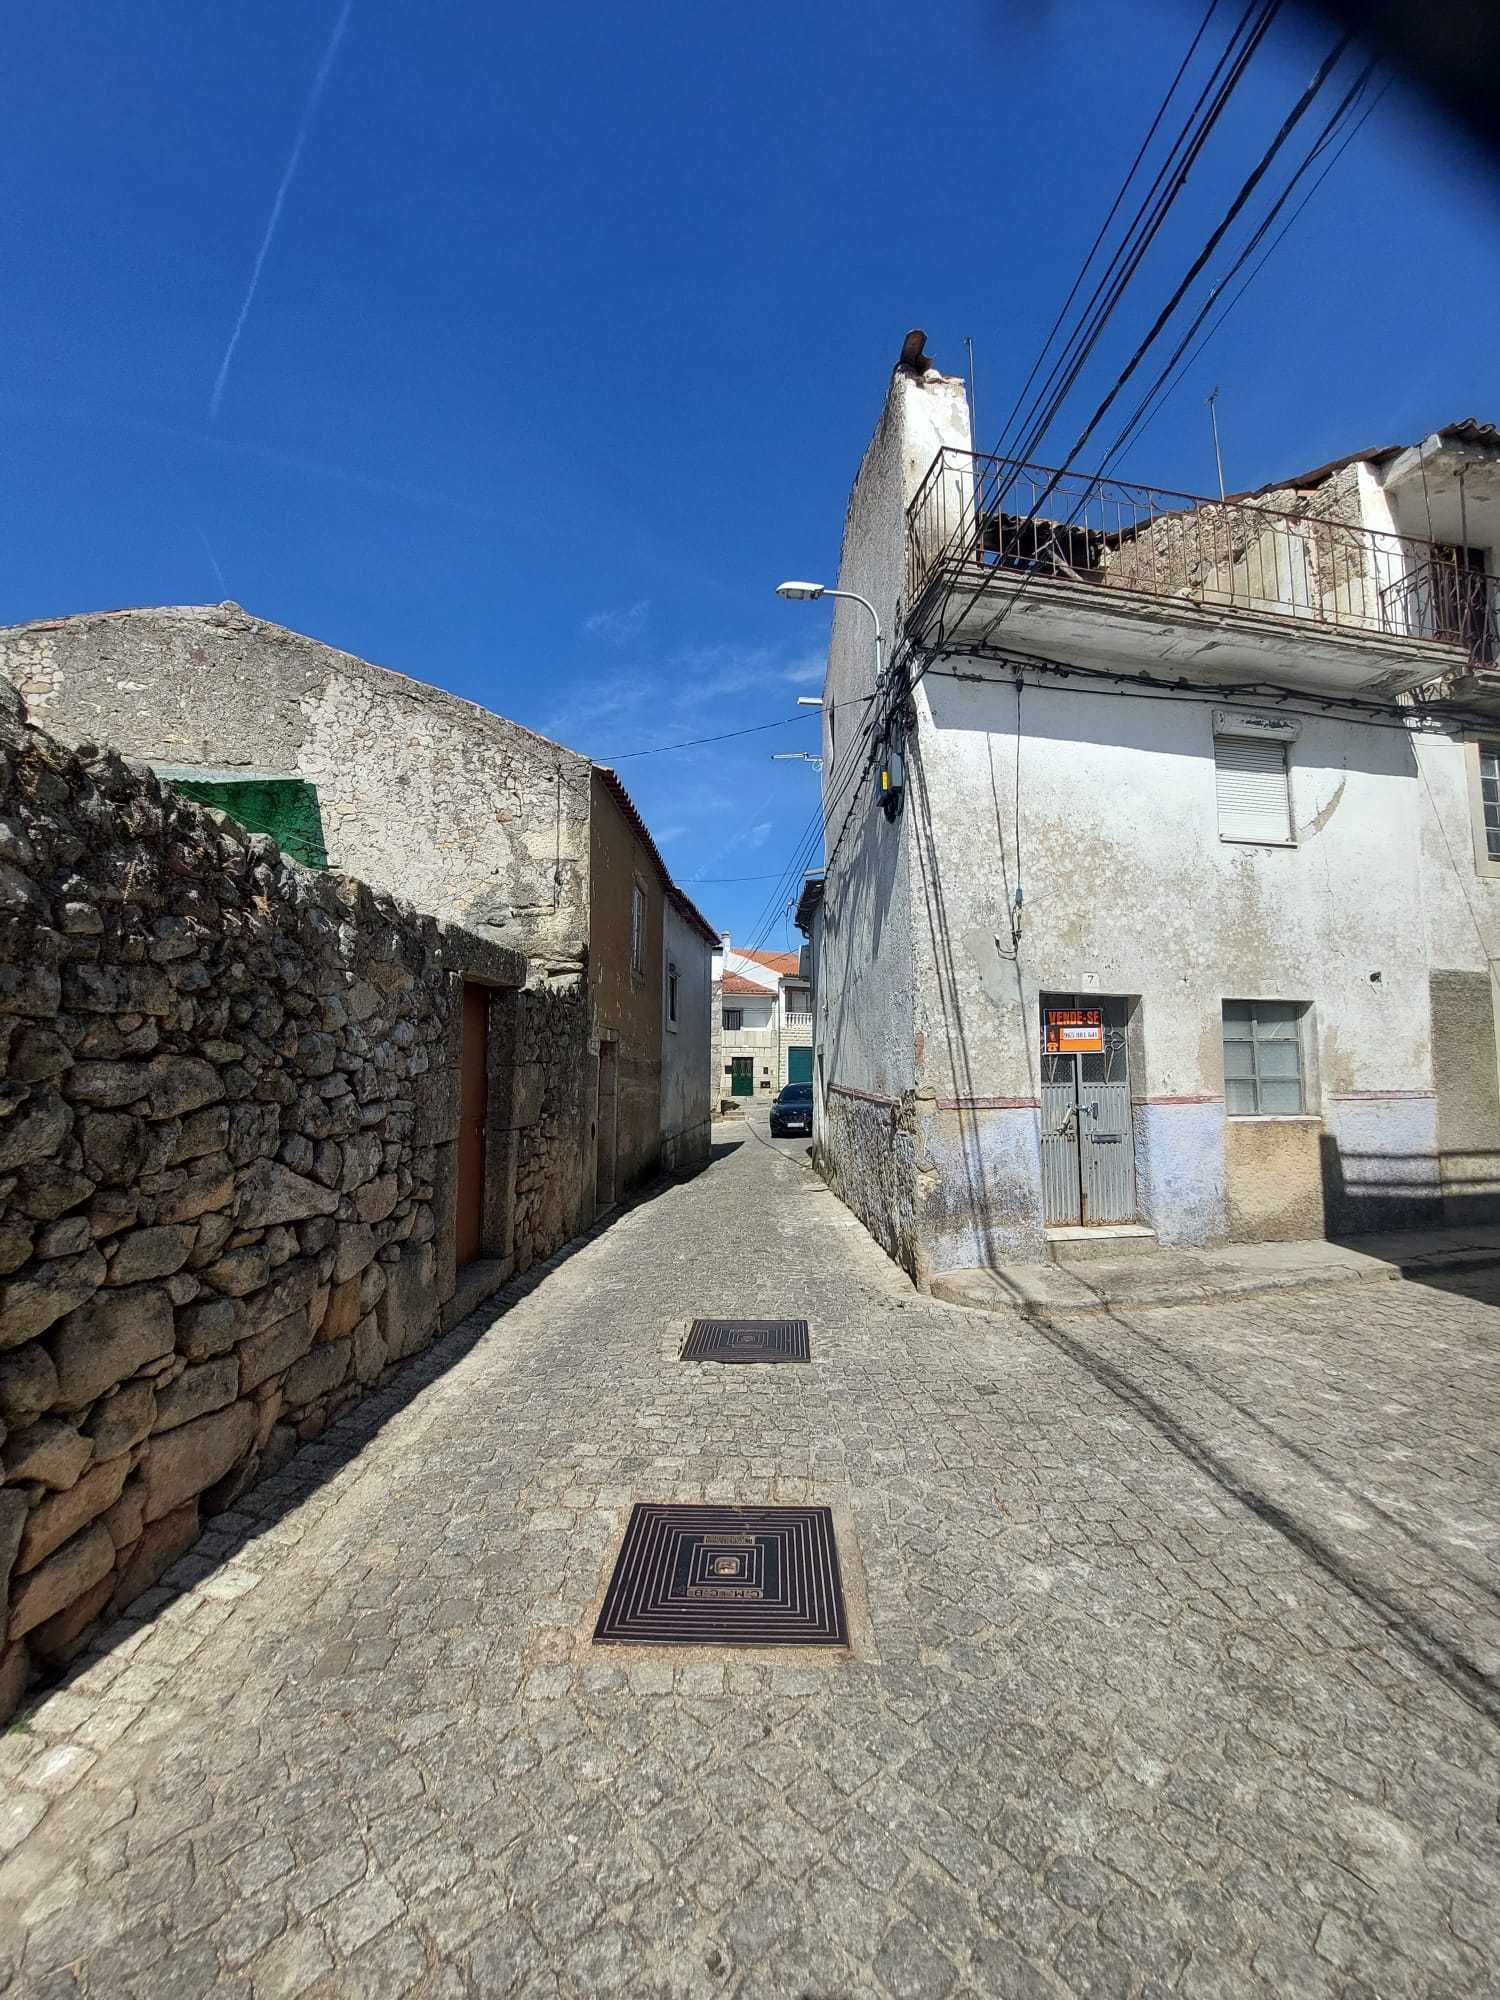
0;605;592;971
1412;733;1500;1223
588;775;663;1202
1428;969;1500;1222
0;686;524;1718
815;367;971;1276
1224;1118;1326;1242
661;900;712;1174
909;667;1441;1255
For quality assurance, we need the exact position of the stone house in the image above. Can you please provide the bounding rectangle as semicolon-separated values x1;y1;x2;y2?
800;345;1500;1283
0;604;715;1253
0;680;531;1714
589;770;716;1197
710;942;813;1104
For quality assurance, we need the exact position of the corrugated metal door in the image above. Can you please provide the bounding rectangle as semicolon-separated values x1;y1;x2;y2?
1040;1076;1082;1224
1078;1005;1135;1223
1039;996;1137;1226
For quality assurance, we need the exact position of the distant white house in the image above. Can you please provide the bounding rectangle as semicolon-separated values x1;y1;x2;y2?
711;940;813;1104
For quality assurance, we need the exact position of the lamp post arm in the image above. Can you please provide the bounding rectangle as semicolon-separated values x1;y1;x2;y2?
822;589;884;683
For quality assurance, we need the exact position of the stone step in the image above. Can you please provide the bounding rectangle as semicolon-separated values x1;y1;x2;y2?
1045;1223;1160;1266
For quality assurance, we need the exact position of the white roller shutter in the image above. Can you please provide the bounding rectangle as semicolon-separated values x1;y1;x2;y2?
1214;735;1291;843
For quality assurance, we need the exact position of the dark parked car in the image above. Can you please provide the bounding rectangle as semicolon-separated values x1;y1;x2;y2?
769;1081;813;1137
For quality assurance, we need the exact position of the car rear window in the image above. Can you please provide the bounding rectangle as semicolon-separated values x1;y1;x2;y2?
780;1084;812;1102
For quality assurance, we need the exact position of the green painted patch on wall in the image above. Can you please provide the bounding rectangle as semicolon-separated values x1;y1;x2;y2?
172;778;329;869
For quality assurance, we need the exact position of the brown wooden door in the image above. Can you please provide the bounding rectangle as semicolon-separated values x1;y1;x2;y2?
595;1040;618;1211
456;983;489;1266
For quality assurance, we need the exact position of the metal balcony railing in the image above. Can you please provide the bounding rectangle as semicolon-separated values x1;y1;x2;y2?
1379;561;1500;666
905;448;1495;663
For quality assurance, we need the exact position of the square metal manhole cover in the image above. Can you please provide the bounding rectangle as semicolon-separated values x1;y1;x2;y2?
594;1503;847;1647
681;1318;810;1364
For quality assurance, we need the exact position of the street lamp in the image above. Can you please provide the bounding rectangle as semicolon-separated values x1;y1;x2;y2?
775;581;884;686
772;751;823;770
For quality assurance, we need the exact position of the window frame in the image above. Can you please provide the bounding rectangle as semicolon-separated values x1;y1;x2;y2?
1221;999;1310;1118
666;959;679;1030
722;1007;743;1032
1213;732;1295;848
630;881;647;976
1463;737;1500;881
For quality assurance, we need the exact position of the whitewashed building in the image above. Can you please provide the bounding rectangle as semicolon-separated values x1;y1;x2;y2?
800;344;1500;1284
711;942;813;1104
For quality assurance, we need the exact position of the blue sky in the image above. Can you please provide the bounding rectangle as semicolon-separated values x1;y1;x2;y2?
4;1;1498;950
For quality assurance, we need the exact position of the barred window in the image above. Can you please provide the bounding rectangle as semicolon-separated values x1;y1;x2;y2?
1222;1000;1305;1115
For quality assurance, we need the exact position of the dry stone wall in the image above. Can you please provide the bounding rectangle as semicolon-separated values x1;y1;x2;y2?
511;984;591;1272
0;685;522;1717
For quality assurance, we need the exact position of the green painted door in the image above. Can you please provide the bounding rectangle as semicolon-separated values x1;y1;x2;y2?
787;1046;813;1085
731;1057;755;1097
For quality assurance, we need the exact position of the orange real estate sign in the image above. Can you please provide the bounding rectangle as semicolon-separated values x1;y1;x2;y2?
1044;1007;1104;1055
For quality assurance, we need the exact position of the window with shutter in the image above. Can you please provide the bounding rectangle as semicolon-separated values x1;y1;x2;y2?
1214;736;1292;844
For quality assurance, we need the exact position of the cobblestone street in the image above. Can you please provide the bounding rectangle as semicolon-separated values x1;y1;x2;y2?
3;1115;1499;1999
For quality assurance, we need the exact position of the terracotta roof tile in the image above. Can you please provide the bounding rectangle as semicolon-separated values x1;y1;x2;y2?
720;972;767;996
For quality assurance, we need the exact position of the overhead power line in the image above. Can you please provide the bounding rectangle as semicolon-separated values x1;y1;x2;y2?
988;0;1229;462
1103;77;1390;465
1045;30;1352;491
996;0;1283;473
926;23;1361;681
1093;56;1376;480
599;712;813;761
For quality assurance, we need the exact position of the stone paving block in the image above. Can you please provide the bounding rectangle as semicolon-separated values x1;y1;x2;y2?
0;1127;1498;1996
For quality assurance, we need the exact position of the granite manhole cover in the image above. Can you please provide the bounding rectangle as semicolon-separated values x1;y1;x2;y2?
681;1318;810;1364
594;1503;847;1647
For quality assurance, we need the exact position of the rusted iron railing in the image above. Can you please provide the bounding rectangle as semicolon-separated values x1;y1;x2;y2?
905;448;1494;661
1380;561;1500;665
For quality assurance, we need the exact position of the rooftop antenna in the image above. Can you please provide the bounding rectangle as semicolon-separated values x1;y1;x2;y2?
964;336;978;443
1207;386;1226;501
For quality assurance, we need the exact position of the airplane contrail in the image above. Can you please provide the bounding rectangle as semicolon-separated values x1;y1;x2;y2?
208;0;353;423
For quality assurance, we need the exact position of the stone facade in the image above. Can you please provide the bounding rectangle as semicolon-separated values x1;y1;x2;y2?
510;983;591;1271
0;603;592;971
0;607;715;1258
0;684;524;1715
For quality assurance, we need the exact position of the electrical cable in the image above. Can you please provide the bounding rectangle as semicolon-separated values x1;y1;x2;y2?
739;9;1306;947
1042;32;1351;499
739;690;891;956
1091;58;1377;481
906;26;1359;721
1110;78;1389;464
996;0;1281;473
598;712;814;761
927;4;1295;680
988;0;1228;462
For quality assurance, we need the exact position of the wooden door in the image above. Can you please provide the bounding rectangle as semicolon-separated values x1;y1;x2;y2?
456;983;489;1266
596;1041;619;1209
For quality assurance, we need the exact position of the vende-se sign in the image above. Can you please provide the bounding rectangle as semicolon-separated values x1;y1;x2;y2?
1045;1007;1104;1054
